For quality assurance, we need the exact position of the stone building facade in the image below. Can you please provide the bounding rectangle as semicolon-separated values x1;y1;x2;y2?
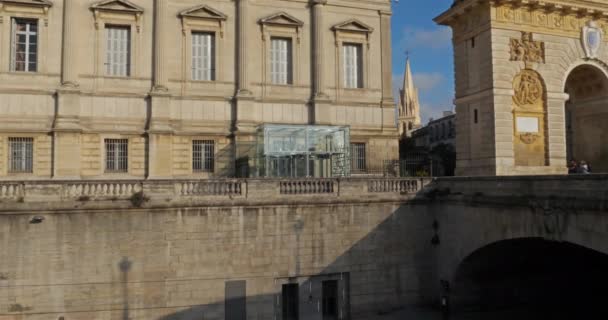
436;0;608;176
0;0;398;180
412;111;455;150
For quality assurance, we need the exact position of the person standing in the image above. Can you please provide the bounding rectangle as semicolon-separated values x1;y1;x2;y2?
578;161;590;174
568;160;578;174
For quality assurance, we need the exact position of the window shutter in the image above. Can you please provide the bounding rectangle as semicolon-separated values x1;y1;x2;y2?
10;19;16;71
192;33;214;81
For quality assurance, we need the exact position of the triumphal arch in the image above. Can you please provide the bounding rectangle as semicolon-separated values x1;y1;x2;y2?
436;0;608;176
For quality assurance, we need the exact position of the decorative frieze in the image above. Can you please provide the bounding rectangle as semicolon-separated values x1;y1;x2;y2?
495;5;608;36
509;32;545;64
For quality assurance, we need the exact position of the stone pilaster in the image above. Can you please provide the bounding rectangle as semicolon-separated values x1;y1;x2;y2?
310;0;331;125
152;0;168;92
312;0;328;101
61;0;78;88
379;10;395;108
147;0;173;178
237;0;252;97
54;0;82;179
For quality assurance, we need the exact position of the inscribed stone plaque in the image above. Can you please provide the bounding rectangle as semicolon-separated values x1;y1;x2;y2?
516;117;539;133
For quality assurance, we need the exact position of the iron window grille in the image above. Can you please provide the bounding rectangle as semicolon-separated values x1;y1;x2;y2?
193;140;215;173
8;137;34;173
351;143;366;172
11;18;38;72
105;139;129;173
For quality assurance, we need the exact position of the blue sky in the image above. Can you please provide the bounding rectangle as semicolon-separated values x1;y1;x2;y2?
391;0;454;123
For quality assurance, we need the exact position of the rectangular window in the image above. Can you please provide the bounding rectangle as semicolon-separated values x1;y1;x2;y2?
270;37;293;85
351;143;366;172
8;137;33;173
105;26;131;77
105;139;128;173
343;43;363;88
193;140;215;173
192;32;215;81
11;18;38;72
282;284;299;320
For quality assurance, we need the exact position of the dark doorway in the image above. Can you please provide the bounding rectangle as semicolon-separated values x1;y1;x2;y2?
282;283;299;320
322;280;339;320
225;280;246;320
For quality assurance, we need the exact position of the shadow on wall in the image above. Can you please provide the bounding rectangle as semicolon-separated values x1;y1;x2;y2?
101;203;438;320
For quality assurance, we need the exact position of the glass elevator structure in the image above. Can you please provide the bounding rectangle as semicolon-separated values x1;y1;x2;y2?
254;124;351;178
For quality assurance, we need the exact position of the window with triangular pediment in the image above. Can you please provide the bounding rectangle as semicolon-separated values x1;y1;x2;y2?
179;5;228;83
258;12;305;89
0;0;53;73
332;19;374;90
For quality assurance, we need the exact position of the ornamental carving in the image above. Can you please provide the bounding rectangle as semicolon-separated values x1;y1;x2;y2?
520;133;540;145
513;69;543;107
510;32;545;63
583;21;604;59
496;6;608;36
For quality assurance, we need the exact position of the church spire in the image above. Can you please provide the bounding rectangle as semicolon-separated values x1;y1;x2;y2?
399;57;422;138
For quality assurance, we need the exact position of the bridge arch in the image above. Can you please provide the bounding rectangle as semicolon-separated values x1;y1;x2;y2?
564;62;608;171
448;237;608;318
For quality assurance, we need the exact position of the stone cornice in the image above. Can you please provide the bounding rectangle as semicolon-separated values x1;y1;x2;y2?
0;0;52;8
178;4;227;21
332;19;374;33
259;12;305;27
436;0;608;26
90;0;143;14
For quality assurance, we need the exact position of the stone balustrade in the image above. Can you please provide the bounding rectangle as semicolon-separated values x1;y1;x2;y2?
0;177;430;210
279;179;336;195
0;183;24;200
176;180;243;196
368;179;420;193
63;181;143;199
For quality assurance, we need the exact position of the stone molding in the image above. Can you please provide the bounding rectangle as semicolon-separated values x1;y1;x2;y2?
179;4;227;37
90;0;144;32
0;177;430;210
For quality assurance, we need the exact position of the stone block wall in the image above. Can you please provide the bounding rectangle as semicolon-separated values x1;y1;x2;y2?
81;134;102;177
0;201;435;320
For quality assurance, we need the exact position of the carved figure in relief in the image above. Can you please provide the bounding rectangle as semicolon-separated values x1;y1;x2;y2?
520;133;540;144
513;70;543;107
509;32;545;63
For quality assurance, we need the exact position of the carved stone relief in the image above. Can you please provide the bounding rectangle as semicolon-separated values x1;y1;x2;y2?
582;21;604;59
520;132;540;144
513;69;543;107
496;6;608;36
510;32;545;64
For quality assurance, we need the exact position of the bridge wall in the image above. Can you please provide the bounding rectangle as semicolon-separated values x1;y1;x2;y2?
430;175;608;285
0;178;436;320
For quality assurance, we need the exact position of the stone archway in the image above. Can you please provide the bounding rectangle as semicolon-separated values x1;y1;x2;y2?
564;64;608;172
450;238;608;318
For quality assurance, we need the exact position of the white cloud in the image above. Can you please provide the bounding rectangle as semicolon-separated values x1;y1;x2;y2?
398;27;452;51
